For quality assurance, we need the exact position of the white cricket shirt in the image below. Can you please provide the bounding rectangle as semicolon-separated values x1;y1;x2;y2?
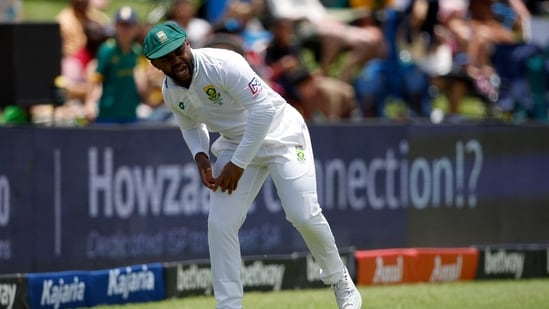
161;48;307;169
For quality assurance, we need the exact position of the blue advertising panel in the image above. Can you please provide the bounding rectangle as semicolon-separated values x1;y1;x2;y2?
30;127;209;272
307;124;409;250
2;122;549;274
0;127;34;274
88;263;164;306
27;271;90;309
406;124;549;247
24;125;409;273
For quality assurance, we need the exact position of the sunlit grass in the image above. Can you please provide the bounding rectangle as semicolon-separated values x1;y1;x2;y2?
23;0;157;23
95;279;549;309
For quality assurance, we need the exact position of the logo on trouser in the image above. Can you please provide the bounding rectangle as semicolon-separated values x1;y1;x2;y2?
296;146;306;163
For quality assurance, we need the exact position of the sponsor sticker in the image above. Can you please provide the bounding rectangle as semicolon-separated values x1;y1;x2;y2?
248;77;261;96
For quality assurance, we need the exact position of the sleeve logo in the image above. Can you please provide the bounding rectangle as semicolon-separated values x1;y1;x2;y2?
248;77;261;96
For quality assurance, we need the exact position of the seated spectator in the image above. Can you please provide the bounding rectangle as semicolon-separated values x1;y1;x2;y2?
0;0;22;21
264;16;357;121
427;0;475;119
287;66;357;121
264;0;384;81
52;19;109;125
353;6;432;118
85;6;147;124
56;0;110;58
166;0;213;48
264;17;306;98
465;0;531;105
443;0;548;122
204;0;272;75
61;19;109;104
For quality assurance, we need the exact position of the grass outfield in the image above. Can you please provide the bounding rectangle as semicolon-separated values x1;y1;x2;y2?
95;278;549;309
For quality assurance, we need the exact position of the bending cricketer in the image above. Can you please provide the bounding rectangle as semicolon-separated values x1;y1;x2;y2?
143;22;362;309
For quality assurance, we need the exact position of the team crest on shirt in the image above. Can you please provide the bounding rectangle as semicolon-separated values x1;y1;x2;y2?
203;84;223;105
248;77;262;96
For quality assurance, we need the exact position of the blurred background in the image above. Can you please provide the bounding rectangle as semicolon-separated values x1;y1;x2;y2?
1;0;549;126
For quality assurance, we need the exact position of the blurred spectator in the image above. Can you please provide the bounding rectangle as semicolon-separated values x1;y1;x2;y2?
264;16;357;122
61;19;109;104
204;0;272;75
48;19;110;125
426;0;474;118
137;61;177;124
0;0;22;21
288;66;357;121
264;0;384;81
90;0;110;11
85;6;147;124
264;17;306;97
353;6;432;118
166;0;213;48
466;0;548;121
56;0;110;58
211;0;270;50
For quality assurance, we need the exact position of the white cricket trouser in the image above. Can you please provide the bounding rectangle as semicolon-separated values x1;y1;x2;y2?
208;127;345;309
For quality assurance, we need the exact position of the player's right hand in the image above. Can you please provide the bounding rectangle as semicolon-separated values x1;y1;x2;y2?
194;152;216;190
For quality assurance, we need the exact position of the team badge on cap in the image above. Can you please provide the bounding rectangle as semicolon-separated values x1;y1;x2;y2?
156;30;168;43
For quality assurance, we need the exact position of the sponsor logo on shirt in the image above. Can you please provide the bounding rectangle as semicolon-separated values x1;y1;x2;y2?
203;85;222;105
248;77;261;96
178;101;185;110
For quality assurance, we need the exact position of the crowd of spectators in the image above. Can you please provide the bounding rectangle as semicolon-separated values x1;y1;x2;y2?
1;0;549;125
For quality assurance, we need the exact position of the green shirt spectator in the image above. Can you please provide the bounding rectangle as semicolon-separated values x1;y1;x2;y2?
94;38;142;122
86;6;145;124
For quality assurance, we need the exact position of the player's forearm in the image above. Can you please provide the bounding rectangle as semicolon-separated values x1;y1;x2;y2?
231;104;276;168
182;124;210;159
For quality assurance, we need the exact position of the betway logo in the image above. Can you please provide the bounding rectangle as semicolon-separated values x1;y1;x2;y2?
176;261;285;293
0;283;16;309
177;264;213;295
40;277;85;309
108;265;155;299
484;249;524;279
430;256;462;282
241;261;285;291
373;256;403;284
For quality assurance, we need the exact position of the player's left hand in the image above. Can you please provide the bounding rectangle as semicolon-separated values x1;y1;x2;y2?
212;161;244;195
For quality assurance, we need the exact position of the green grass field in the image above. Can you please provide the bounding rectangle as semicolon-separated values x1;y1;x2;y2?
94;279;549;309
23;0;159;23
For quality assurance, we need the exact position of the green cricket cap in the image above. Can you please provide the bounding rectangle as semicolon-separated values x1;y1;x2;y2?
143;21;187;59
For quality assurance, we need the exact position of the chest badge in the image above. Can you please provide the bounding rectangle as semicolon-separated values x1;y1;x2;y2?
178;101;185;110
203;84;223;105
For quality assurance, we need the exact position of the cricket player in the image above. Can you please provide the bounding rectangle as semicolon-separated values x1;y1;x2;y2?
143;21;362;309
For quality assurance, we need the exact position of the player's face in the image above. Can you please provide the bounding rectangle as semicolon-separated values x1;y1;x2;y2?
151;40;194;88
